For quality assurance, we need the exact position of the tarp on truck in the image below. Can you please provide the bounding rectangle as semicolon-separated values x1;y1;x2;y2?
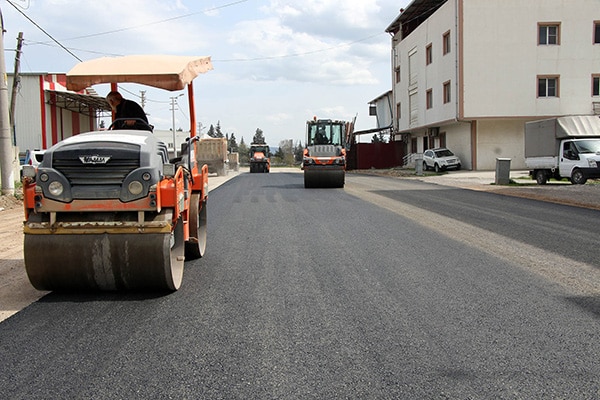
524;116;600;158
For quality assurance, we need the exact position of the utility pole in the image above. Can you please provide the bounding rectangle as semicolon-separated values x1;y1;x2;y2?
170;93;183;157
0;8;15;195
10;32;23;146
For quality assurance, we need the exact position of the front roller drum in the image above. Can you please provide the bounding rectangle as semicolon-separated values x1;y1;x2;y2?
304;168;345;188
24;221;185;291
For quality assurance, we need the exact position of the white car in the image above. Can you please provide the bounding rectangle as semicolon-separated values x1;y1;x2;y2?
24;149;45;168
423;148;461;172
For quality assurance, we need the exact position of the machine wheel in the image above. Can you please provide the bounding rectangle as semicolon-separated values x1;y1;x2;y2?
571;169;587;185
535;170;548;185
24;213;186;291
185;193;207;260
423;161;428;171
434;163;441;173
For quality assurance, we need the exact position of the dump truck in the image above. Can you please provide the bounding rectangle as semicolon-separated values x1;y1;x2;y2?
302;118;352;188
525;115;600;185
249;143;270;173
197;137;228;176
228;152;239;172
21;55;213;291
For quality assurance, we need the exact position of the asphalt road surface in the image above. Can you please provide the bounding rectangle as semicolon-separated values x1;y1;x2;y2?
1;170;599;399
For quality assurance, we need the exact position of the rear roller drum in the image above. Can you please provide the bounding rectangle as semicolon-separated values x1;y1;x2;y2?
185;193;207;260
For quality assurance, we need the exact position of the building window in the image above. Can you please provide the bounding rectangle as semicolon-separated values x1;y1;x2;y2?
443;81;451;103
408;48;418;87
426;89;433;109
593;75;600;96
442;31;451;55
595;21;600;44
426;43;432;65
396;102;401;120
395;66;401;83
538;76;559;97
539;23;560;45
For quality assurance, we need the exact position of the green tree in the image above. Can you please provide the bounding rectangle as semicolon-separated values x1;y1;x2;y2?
294;140;304;163
238;137;249;164
228;133;238;153
215;121;224;138
207;124;216;138
252;128;265;144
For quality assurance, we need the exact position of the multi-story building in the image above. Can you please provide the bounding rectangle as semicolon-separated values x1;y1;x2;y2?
386;0;600;170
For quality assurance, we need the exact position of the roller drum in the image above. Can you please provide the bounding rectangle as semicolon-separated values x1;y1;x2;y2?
24;221;185;291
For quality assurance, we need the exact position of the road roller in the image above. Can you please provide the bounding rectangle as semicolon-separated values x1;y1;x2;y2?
249;143;270;173
302;118;352;188
22;55;213;291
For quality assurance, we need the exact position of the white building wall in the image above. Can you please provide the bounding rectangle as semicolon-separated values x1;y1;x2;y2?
395;0;458;133
8;74;44;152
462;0;600;118
388;0;600;170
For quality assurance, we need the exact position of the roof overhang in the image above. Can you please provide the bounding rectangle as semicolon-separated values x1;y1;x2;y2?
386;0;447;35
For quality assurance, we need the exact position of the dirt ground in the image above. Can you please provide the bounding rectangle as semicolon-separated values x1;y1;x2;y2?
0;194;49;322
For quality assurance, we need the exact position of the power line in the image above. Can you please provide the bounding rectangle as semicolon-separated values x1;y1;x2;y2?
43;0;249;42
6;0;81;61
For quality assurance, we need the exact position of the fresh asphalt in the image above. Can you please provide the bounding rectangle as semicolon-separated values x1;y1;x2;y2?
0;169;598;399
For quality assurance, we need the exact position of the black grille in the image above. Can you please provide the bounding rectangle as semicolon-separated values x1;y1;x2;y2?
51;142;140;187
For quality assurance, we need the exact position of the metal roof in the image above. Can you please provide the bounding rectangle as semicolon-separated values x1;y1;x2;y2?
46;90;111;117
386;0;447;36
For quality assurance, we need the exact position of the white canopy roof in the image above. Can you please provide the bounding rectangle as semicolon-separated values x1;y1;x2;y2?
66;55;213;92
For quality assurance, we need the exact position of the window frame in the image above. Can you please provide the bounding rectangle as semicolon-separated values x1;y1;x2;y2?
593;75;600;96
538;22;561;45
594;21;600;44
442;31;451;55
425;43;433;65
443;80;451;104
396;102;401;120
395;66;401;83
426;88;433;109
537;75;560;98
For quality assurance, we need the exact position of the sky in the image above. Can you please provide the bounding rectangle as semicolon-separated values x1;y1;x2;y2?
2;0;410;147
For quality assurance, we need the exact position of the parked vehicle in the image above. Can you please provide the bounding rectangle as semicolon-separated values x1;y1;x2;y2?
423;148;461;172
197;137;228;176
24;149;45;168
525;116;600;185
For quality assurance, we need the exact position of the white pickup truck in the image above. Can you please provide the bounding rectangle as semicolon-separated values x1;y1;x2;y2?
524;116;600;185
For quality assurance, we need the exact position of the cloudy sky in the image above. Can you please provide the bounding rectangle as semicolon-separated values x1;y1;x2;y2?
3;0;410;146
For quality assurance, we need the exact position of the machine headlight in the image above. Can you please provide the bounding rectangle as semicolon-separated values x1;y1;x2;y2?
142;172;151;181
40;173;49;182
48;181;64;196
128;181;144;195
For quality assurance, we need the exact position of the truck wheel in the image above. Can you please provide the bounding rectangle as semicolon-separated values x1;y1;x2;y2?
423;161;428;171
570;169;587;185
535;170;548;185
434;163;440;173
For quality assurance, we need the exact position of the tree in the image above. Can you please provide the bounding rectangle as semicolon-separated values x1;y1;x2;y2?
228;133;238;153
294;140;304;163
215;121;224;138
252;128;265;144
238;137;249;164
207;124;216;138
